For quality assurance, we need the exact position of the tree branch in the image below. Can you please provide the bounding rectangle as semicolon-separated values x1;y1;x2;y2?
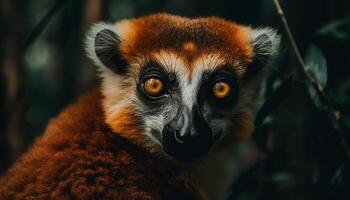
273;0;350;158
24;0;68;51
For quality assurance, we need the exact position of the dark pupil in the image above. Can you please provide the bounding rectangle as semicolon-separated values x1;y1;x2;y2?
150;80;158;88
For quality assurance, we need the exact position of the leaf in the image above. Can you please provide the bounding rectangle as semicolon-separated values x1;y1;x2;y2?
330;160;350;199
255;78;293;127
316;16;350;41
228;161;264;200
340;114;350;129
265;172;295;185
263;49;289;98
328;78;350;110
304;44;328;109
305;44;328;87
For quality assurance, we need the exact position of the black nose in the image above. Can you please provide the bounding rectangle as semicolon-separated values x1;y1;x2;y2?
162;105;213;162
173;107;196;144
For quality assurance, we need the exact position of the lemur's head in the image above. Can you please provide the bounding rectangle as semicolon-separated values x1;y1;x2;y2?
86;14;280;163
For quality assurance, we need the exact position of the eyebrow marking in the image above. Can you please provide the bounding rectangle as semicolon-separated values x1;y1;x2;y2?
151;50;185;72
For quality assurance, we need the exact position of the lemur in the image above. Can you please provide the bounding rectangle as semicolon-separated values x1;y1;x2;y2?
0;13;280;200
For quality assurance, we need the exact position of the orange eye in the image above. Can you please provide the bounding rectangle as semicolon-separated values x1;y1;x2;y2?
213;82;231;99
143;78;164;96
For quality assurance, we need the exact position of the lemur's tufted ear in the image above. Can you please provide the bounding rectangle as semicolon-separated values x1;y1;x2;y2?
85;23;128;74
245;28;281;77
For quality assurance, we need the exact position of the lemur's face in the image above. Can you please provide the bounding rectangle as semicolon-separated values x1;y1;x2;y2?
86;14;280;163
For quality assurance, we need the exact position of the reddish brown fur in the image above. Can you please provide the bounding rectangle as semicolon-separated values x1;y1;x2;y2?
120;13;253;74
106;106;149;150
0;88;207;200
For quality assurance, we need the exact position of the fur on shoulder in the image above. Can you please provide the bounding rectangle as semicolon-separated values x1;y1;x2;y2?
0;87;206;200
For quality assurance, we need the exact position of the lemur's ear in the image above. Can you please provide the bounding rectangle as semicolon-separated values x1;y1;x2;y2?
245;28;280;77
85;23;128;74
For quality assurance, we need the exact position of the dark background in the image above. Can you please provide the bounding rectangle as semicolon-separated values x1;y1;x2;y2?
1;0;350;199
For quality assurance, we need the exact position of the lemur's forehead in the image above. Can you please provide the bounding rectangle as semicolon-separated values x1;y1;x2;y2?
115;14;254;73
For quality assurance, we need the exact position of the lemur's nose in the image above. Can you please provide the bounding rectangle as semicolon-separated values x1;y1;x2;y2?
173;107;195;143
162;105;213;162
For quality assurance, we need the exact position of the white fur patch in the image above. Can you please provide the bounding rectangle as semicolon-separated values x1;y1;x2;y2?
84;22;118;70
179;72;202;110
84;20;133;72
152;50;185;72
181;53;226;110
250;27;281;57
144;114;163;144
195;53;226;71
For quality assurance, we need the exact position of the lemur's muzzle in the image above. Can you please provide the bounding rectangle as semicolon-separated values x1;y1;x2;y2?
162;105;213;162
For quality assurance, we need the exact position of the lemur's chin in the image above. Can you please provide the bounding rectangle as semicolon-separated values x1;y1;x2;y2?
162;138;213;163
161;129;214;162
